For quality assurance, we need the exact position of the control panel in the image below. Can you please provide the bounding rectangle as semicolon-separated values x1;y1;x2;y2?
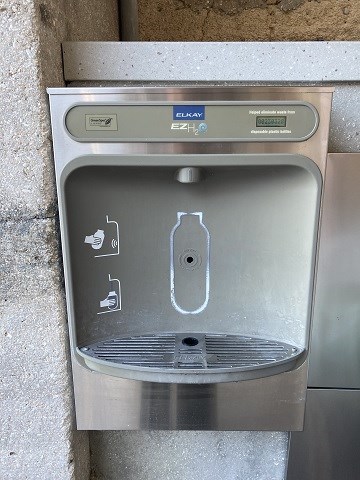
65;102;318;142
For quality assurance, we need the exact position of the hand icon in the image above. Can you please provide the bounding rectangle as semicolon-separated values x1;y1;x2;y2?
100;291;118;310
84;229;105;250
91;237;102;246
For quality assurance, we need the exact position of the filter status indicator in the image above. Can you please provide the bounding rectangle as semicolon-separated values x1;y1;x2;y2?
256;116;287;128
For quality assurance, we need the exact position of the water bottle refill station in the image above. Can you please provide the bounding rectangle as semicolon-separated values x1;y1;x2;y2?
48;87;333;430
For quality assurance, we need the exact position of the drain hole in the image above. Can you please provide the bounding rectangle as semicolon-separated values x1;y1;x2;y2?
182;337;199;347
179;250;201;270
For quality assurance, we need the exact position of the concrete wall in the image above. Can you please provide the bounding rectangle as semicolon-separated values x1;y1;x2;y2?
90;431;288;480
138;0;360;41
0;2;119;479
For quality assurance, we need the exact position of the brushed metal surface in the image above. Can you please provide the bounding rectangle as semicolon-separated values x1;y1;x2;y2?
65;102;318;142
47;87;332;430
309;153;360;388
73;359;307;430
63;159;320;384
286;389;360;480
47;87;332;178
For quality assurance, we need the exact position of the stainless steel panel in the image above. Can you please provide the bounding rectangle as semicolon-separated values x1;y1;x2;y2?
47;87;332;430
309;153;360;388
73;359;308;430
287;389;360;480
65;102;318;142
48;87;332;177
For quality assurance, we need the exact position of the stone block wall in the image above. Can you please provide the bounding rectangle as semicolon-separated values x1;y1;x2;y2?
0;2;119;479
138;0;360;41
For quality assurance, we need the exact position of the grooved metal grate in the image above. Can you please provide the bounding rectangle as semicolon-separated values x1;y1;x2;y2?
80;333;303;372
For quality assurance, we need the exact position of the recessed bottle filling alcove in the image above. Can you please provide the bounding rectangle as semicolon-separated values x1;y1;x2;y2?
63;157;320;384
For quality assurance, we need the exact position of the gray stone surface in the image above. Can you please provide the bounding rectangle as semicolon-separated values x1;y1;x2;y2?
62;41;360;82
329;84;360;153
90;431;288;480
0;0;119;222
0;1;119;479
0;1;56;221
0;218;80;479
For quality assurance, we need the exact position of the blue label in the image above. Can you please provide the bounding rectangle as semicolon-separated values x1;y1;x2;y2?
173;105;205;120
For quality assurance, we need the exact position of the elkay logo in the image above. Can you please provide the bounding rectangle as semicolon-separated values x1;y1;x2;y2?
173;105;205;120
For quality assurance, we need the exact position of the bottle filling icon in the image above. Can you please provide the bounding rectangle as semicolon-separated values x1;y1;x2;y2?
98;274;121;315
170;212;210;315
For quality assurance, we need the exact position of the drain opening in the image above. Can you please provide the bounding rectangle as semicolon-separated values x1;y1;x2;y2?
182;337;199;347
179;249;201;269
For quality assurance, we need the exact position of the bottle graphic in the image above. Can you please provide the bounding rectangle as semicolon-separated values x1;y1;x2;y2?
170;212;210;315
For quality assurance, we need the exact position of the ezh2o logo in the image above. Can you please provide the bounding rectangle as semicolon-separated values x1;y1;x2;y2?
172;106;207;135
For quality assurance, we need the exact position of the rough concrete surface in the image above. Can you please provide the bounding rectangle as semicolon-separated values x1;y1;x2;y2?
90;431;288;480
62;41;360;82
0;218;77;479
0;1;119;479
0;1;55;221
0;0;119;222
138;0;360;41
329;85;360;153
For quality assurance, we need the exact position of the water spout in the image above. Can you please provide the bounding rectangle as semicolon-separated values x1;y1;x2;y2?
175;167;204;184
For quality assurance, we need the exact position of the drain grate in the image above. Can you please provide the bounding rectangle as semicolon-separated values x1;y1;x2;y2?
80;333;303;372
